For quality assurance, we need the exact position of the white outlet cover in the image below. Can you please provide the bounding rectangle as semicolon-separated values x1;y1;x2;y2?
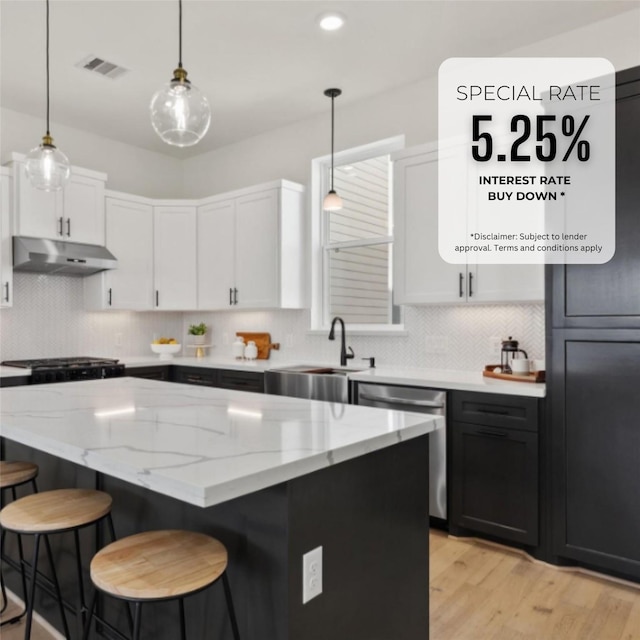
302;546;323;604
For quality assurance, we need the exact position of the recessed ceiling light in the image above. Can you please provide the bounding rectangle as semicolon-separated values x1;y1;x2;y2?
319;12;345;31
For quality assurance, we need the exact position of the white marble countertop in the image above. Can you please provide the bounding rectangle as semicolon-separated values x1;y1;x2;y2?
1;356;545;397
0;377;442;508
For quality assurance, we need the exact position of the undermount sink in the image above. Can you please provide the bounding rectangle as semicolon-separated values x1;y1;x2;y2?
264;364;363;403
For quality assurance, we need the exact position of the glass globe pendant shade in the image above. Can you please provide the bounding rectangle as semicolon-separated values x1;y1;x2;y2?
150;68;211;147
323;189;343;211
25;135;71;192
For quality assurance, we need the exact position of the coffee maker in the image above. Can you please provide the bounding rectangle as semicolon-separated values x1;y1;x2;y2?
500;337;528;374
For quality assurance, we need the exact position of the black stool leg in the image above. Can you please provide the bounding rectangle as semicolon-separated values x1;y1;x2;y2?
73;529;87;637
43;534;71;640
222;572;241;640
0;529;8;614
23;533;41;640
178;598;186;640
81;589;97;640
132;602;142;640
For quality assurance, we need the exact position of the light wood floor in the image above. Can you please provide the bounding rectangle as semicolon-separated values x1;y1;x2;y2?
2;530;639;640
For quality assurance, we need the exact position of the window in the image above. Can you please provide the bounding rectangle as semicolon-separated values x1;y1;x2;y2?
311;136;405;331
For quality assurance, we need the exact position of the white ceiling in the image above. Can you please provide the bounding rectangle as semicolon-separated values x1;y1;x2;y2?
1;0;636;158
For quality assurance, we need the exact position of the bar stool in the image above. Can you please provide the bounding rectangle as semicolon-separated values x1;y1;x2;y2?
0;461;39;625
0;488;113;640
83;529;241;640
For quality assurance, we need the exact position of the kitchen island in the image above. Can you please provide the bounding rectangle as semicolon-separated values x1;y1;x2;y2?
0;377;442;639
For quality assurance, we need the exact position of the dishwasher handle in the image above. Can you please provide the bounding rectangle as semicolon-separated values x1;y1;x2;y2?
359;392;445;410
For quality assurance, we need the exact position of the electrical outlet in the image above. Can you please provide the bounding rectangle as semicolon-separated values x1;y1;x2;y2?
302;546;323;604
115;333;123;348
489;336;502;358
425;335;448;354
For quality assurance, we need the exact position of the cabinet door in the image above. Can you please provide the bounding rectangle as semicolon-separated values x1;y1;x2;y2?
551;334;640;578
64;174;105;245
104;198;154;309
14;162;63;239
451;422;539;545
393;148;463;304
153;206;197;310
0;172;13;307
197;199;235;309
551;73;640;328
469;263;544;303
234;189;279;308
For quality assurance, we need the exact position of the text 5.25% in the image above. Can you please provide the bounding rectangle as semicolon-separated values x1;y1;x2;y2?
471;114;590;163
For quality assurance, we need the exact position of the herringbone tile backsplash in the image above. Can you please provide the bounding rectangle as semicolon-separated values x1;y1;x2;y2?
1;274;544;371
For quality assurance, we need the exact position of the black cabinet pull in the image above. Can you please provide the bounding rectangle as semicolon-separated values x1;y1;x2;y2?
476;429;508;438
3;281;9;303
468;272;474;297
477;408;510;416
229;288;233;305
108;288;112;306
459;272;464;297
66;218;71;237
233;288;238;305
58;216;64;236
155;290;159;307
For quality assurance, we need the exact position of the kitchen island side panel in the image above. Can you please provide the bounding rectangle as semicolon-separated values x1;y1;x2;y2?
2;434;431;640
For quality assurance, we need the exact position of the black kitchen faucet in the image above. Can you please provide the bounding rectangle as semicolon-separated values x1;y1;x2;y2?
328;316;354;367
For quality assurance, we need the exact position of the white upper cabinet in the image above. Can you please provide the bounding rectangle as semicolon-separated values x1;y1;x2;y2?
154;205;197;310
11;155;106;245
84;194;154;310
392;143;543;305
0;168;13;308
197;181;305;311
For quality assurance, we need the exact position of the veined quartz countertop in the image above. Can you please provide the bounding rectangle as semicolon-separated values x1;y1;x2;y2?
0;377;442;508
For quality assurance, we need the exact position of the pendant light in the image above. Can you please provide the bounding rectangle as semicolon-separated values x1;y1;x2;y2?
150;0;211;147
323;88;343;211
25;0;71;192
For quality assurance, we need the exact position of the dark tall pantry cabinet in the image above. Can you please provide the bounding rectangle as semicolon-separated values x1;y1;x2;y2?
548;66;640;582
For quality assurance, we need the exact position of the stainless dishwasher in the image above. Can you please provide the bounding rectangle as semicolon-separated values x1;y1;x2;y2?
356;382;447;521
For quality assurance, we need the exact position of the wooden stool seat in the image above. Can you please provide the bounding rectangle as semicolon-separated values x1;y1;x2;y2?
0;489;112;534
0;461;38;489
90;530;228;601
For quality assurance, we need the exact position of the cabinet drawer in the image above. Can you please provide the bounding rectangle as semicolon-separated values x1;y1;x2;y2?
452;392;539;432
218;370;264;393
125;366;170;381
172;366;218;387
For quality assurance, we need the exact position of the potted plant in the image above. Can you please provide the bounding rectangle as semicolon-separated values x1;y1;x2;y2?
188;322;208;345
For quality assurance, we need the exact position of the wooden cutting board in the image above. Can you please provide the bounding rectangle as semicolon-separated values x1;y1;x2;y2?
235;332;280;359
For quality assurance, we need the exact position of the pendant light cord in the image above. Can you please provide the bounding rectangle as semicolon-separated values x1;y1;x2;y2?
45;0;50;136
330;94;335;191
178;0;183;68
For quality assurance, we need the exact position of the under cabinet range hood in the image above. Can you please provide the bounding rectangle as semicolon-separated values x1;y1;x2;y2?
12;236;117;276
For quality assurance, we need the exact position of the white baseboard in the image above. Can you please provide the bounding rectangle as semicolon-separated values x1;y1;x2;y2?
4;588;65;640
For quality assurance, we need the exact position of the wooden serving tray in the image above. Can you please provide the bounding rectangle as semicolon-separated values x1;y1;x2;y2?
235;332;280;360
483;364;545;383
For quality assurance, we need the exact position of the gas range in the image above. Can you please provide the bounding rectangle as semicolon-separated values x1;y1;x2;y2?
2;357;126;385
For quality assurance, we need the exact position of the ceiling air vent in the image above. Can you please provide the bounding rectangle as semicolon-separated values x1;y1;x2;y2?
75;55;129;80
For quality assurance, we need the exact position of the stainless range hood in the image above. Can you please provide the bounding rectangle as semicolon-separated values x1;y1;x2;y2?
12;236;117;276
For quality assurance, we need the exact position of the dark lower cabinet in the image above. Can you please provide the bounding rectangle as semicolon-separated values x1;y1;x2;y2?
125;366;171;381
450;391;540;547
171;366;218;387
218;369;264;393
170;366;264;392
